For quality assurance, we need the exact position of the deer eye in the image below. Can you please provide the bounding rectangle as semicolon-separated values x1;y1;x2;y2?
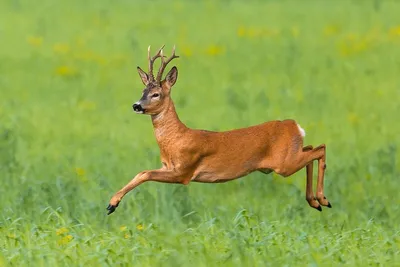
151;93;160;98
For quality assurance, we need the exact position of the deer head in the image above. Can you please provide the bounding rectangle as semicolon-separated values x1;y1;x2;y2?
133;45;179;115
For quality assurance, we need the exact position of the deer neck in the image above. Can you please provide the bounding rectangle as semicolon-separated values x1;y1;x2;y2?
151;99;187;143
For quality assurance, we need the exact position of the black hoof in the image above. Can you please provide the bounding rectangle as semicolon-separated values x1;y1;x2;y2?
327;202;332;208
315;205;322;212
106;204;117;215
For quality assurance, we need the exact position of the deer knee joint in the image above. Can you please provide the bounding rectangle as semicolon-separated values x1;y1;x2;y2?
303;145;313;152
137;171;150;182
315;144;326;150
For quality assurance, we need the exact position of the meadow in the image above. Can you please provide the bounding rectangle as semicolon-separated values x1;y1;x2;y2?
1;0;400;266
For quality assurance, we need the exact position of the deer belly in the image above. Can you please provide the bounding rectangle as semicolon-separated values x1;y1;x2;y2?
191;168;254;183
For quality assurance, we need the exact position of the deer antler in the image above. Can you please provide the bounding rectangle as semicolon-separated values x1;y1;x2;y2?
147;45;165;83
156;45;179;84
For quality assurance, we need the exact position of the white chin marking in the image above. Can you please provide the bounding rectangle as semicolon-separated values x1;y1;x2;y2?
135;111;144;114
297;123;306;137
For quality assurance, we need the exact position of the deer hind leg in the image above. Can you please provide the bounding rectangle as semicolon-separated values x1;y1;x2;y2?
275;144;331;210
315;145;331;208
302;145;321;211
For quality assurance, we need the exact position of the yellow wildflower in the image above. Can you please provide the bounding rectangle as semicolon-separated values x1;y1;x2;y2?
58;234;73;245
182;46;193;57
389;26;400;37
237;26;246;37
352;40;368;54
53;43;70;54
338;34;370;57
124;233;130;239
56;227;68;236
291;26;300;38
347;112;359;125
206;45;225;56
27;36;43;47
324;25;340;36
77;100;97;111
55;66;78;77
237;26;279;39
136;224;144;231
7;233;16;239
74;167;88;182
74;168;85;177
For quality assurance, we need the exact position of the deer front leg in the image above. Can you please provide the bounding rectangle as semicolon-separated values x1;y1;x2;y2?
107;169;186;215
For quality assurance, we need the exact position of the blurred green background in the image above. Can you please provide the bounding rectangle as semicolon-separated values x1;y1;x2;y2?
1;0;400;266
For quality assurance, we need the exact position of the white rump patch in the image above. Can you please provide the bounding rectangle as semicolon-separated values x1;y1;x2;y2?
297;123;306;137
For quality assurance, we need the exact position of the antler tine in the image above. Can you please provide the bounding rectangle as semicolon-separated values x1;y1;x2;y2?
156;45;179;83
148;45;165;82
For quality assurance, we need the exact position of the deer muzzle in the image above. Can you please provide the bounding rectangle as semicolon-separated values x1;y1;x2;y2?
133;103;145;114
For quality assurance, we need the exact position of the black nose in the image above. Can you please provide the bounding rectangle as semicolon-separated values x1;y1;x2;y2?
133;103;144;112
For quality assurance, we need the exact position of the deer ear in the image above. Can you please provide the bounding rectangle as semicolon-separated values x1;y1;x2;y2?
164;66;178;88
137;66;149;85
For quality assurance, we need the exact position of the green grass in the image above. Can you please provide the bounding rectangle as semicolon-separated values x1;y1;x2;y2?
1;0;400;266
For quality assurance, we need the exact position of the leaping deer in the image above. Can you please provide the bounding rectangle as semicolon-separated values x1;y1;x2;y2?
106;45;331;215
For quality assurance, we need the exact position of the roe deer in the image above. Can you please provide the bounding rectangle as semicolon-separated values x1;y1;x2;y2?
106;45;331;215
